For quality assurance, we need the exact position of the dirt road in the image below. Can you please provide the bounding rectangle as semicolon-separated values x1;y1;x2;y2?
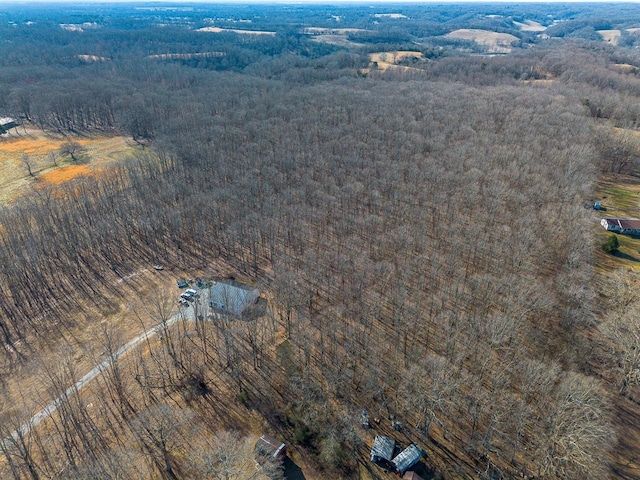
3;297;199;446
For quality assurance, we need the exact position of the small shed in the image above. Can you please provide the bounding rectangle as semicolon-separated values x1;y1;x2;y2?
370;435;395;465
255;434;286;464
209;279;259;316
0;117;17;133
392;444;423;475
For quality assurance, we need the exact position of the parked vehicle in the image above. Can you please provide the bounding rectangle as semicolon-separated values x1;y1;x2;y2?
180;293;195;302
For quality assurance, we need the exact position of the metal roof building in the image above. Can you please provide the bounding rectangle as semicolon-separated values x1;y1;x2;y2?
209;280;259;316
370;435;395;465
392;444;423;475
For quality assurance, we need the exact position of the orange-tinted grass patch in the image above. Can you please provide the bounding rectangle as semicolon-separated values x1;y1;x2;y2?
40;165;94;184
0;137;91;156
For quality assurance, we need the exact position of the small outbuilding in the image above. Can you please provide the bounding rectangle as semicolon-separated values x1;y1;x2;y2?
370;435;396;467
0;117;17;134
255;434;286;464
209;279;259;316
392;444;424;475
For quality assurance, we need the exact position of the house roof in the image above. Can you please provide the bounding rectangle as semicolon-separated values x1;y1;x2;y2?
0;117;15;126
603;218;640;230
256;434;286;459
209;280;259;314
392;444;423;474
370;435;395;462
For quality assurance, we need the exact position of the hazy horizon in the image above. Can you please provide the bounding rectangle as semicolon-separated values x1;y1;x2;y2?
5;0;639;4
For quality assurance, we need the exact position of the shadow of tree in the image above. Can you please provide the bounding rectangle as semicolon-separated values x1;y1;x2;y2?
613;251;640;262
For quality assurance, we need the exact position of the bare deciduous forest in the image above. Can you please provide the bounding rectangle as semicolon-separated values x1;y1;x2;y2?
1;2;640;479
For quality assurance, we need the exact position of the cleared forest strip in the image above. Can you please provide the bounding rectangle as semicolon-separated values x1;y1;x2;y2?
197;26;276;35
148;52;226;60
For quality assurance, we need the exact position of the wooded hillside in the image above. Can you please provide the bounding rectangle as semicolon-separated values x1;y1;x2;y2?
1;3;640;479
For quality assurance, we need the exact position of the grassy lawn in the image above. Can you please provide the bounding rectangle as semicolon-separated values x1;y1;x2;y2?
595;174;640;271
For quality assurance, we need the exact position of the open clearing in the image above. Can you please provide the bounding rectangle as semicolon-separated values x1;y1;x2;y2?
595;173;640;273
373;13;407;19
0;127;138;204
513;20;546;32
310;35;365;48
598;29;621;45
304;27;369;47
76;54;109;62
614;63;638;73
197;26;276;36
367;51;424;72
148;52;226;60
303;27;369;35
445;29;519;53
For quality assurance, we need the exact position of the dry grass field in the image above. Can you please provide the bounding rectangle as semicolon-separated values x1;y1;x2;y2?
148;52;226;60
302;27;368;35
0;128;138;204
445;29;519;53
75;54;109;62
197;27;276;36
361;51;426;75
513;19;546;32
598;29;622;45
373;13;407;19
368;51;423;71
310;35;365;48
303;27;369;48
39;164;97;184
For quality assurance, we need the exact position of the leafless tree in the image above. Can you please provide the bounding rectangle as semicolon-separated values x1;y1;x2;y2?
128;405;192;480
59;141;88;163
533;373;615;479
194;430;256;480
21;154;35;178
